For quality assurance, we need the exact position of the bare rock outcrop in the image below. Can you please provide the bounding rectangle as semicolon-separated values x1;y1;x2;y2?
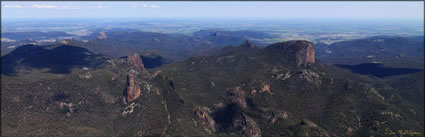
266;40;315;67
59;102;74;117
193;107;216;133
227;87;247;109
260;109;292;125
271;66;292;81
127;53;145;72
299;69;322;85
122;102;139;116
97;32;107;40
361;83;385;100
78;72;92;80
125;73;141;103
233;113;261;137
260;83;272;94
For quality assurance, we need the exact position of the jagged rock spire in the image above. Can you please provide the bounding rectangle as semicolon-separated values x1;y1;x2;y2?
125;72;141;103
240;40;255;48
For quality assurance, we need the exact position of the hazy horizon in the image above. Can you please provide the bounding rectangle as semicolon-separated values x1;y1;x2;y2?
2;1;424;20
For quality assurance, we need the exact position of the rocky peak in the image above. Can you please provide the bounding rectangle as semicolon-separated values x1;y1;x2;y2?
266;40;315;67
240;40;255;48
227;87;247;109
125;73;141;103
97;32;107;40
60;39;71;45
127;53;145;72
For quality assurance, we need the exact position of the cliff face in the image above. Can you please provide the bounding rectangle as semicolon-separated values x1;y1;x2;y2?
123;53;146;103
299;41;315;66
125;73;141;103
266;40;315;67
127;53;145;72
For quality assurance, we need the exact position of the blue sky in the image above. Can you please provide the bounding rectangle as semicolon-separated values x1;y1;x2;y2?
1;1;424;20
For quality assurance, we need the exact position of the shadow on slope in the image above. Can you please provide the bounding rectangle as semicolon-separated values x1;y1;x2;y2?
336;63;423;78
1;44;107;75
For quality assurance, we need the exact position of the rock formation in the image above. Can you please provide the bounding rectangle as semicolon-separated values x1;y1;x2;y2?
59;102;74;117
97;32;107;40
299;69;322;85
240;40;255;48
242;114;261;137
78;72;92;80
266;40;315;67
127;53;145;72
260;83;272;94
122;102;139;116
193;107;216;133
228;87;247;109
233;113;261;137
125;73;141;103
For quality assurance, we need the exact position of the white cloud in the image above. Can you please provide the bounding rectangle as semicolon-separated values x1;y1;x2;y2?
30;4;57;9
84;5;108;9
131;4;160;8
28;4;79;10
4;5;23;8
58;5;80;10
96;5;107;9
150;5;160;8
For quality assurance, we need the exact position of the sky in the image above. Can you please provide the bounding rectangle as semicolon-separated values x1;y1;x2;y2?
1;1;424;20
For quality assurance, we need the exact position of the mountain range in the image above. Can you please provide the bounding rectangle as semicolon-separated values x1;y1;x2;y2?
1;38;423;136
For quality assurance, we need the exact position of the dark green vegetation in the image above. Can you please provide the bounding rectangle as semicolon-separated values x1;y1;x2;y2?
315;36;425;117
316;36;424;68
1;38;423;137
1;44;169;75
1;44;108;75
336;63;422;78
